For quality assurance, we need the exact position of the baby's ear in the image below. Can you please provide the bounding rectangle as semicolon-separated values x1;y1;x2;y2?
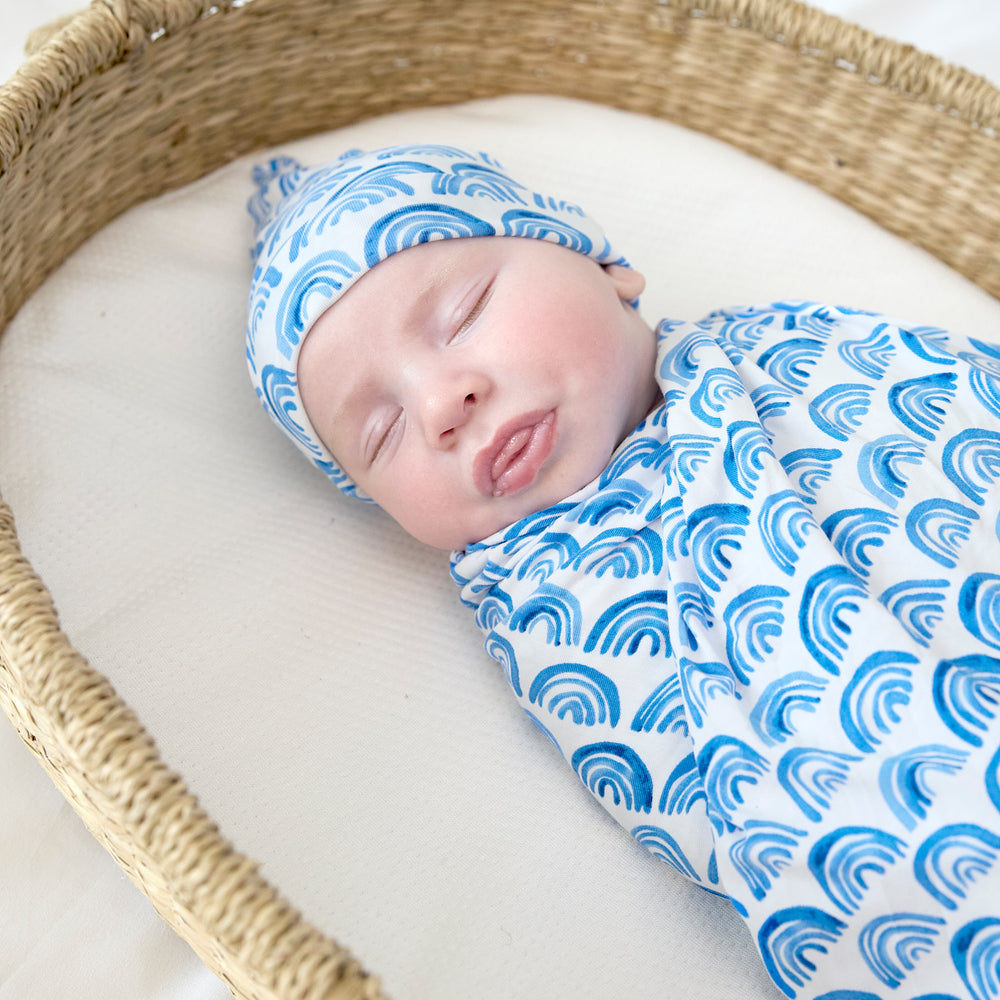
604;263;646;302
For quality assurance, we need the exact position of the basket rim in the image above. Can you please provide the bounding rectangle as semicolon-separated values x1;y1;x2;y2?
2;0;998;179
1;2;999;999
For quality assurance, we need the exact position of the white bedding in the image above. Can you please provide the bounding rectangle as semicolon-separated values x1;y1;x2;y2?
1;4;999;999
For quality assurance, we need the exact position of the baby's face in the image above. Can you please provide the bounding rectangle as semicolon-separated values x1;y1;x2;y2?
298;236;659;549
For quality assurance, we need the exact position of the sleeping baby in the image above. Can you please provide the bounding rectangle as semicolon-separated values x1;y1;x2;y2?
246;144;1000;1000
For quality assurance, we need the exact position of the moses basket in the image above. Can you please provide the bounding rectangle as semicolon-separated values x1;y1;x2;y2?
1;1;999;998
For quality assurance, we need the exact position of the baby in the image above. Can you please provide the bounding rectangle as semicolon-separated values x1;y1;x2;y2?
247;144;1000;1000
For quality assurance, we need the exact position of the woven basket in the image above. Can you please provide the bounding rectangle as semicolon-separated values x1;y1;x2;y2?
1;2;998;998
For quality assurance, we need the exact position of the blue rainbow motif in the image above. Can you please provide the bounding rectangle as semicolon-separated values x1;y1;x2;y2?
584;476;650;525
715;337;746;367
571;525;664;580
515;532;580;583
933;654;1000;746
278;161;441;258
432;159;529;202
780;302;838;338
838;325;896;379
690;367;746;427
759;489;818;575
758;337;826;392
758;905;847;997
698;735;770;834
674;582;715;650
906;499;979;569
799;565;869;675
528;662;621;727
687;503;750;593
678;656;740;730
958;573;1000;650
715;307;780;349
725;421;774;498
457;558;510;597
879;578;949;647
840;650;917;753
658;751;708;815
723;585;789;685
593;467;659;510
857;433;926;508
508;582;582;646
484;631;522;696
942;428;1000;506
499;208;593;251
962;343;1000;372
749;671;829;746
659;330;715;385
600;436;671;483
665;434;720;485
475;588;513;632
858;912;946;988
809;383;874;441
660;496;691;559
571;742;653;813
257;364;317;455
750;383;795;437
888;372;958;441
914;824;1000;910
780;447;842;505
778;747;861;823
246;262;283;364
365;203;496;264
952;916;1000;1000
631;673;687;736
808;825;908;914
730;819;807;900
898;324;955;365
494;503;577;553
583;589;671;656
968;367;1000;421
879;744;969;831
820;507;898;579
656;390;685;417
988;745;1000;814
631;823;701;881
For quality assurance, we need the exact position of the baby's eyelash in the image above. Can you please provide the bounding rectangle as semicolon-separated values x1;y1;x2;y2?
453;283;493;340
370;410;402;464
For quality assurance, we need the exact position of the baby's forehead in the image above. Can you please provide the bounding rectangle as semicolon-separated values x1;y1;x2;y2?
312;234;598;343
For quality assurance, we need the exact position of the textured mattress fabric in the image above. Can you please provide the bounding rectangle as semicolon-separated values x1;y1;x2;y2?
452;303;1000;999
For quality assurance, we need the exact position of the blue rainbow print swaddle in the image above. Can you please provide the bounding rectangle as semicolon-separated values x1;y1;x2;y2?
451;302;1000;1000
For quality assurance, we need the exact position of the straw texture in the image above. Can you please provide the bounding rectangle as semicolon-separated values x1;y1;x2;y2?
0;1;997;997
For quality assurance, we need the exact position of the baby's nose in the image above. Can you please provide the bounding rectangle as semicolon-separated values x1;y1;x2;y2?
421;375;488;447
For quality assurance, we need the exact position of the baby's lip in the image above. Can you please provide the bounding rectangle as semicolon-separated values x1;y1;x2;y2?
474;410;557;498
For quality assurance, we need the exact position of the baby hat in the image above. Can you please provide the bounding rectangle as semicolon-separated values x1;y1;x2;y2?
246;143;626;498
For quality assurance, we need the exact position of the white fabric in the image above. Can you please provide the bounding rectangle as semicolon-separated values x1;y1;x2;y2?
1;3;999;999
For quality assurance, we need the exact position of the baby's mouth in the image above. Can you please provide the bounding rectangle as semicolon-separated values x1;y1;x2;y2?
475;411;557;498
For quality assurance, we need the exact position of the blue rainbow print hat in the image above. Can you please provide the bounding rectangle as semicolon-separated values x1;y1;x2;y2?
246;143;627;498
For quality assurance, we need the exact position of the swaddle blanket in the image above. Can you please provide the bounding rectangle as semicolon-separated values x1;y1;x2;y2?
451;302;1000;1000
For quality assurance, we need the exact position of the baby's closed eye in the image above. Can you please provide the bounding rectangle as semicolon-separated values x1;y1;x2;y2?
368;408;403;464
449;280;494;344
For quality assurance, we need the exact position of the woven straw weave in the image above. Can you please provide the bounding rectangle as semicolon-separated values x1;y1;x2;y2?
0;1;998;997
